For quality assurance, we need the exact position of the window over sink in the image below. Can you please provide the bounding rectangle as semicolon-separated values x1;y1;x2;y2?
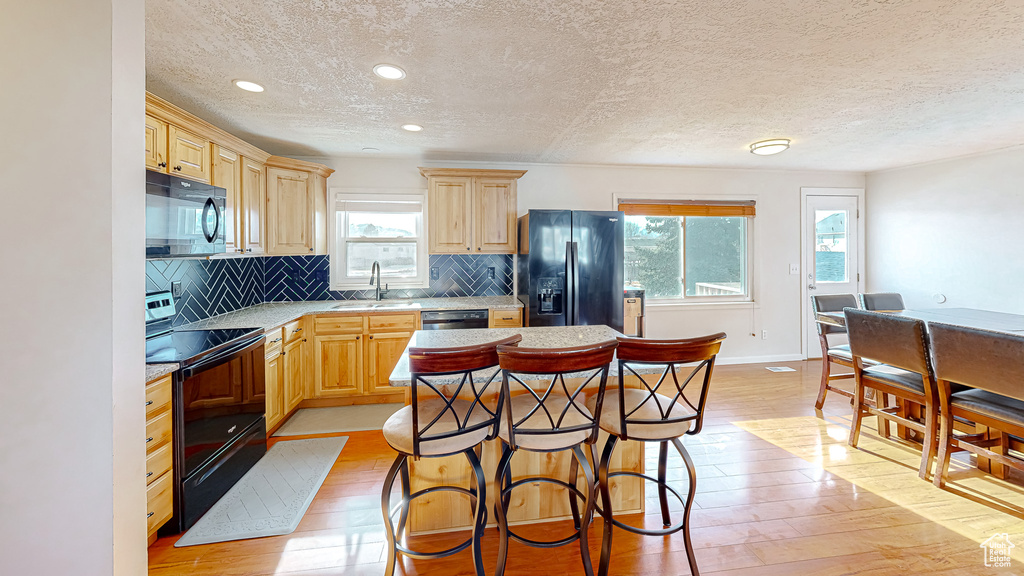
619;199;755;303
330;192;428;290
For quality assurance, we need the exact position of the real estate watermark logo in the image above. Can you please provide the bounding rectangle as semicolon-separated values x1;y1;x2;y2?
981;533;1015;568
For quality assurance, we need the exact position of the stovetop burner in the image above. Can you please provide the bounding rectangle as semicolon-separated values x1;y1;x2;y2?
145;328;263;365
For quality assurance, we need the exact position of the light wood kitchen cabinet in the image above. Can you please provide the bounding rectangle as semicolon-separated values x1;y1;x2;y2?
241;157;266;255
265;157;334;256
283;319;306;413
145;114;168;171
265;340;284;430
367;331;414;393
420;168;525;254
212;145;243;254
488;307;523;328
145;374;174;544
312;312;417;399
167;125;212;183
315;334;364;396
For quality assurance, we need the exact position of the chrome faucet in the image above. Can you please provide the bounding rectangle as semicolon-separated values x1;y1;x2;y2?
369;261;383;301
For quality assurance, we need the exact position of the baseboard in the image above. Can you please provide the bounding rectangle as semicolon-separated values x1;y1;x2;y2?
715;353;806;365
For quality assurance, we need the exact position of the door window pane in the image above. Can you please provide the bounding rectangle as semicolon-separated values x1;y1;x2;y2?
815;210;848;283
346;242;418;277
348;212;418;238
684;217;746;297
624;215;682;298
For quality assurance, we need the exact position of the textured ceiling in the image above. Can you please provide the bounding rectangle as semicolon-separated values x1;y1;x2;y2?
146;0;1024;171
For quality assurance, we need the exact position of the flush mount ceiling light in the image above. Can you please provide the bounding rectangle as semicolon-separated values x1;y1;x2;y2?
361;147;381;153
750;139;790;155
373;64;406;80
233;80;264;93
401;124;423;132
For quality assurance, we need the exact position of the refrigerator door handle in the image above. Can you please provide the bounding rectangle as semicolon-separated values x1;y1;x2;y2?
571;241;580;325
565;241;574;325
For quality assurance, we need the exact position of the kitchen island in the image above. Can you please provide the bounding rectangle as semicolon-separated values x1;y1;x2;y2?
388;324;645;534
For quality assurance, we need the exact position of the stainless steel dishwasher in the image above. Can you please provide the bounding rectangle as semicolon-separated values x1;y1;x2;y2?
420;309;489;330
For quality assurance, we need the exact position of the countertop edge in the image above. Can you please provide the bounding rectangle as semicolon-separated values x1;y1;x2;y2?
146;363;178;382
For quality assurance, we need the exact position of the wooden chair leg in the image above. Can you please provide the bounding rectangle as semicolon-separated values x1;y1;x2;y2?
933;409;954;488
815;357;831;410
849;380;866;448
918;398;938;480
879;393;892;439
992;430;1009;480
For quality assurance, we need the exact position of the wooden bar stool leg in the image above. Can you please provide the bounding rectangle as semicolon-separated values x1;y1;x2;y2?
672;437;700;576
657;440;672;528
598;435;618;576
573;444;597;576
380;454;406;576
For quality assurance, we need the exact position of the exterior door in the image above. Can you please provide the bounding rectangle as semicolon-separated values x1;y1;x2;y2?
803;195;860;358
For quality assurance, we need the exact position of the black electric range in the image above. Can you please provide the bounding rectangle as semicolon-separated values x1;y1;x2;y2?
144;291;268;533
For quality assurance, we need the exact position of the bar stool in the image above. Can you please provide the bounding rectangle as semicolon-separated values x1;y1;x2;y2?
493;340;618;576
811;294;860;410
380;334;522;576
587;333;726;576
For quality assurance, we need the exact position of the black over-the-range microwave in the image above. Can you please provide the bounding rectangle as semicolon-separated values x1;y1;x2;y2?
146;169;227;258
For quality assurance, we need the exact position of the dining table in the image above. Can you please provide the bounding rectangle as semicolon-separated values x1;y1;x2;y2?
816;306;1024;477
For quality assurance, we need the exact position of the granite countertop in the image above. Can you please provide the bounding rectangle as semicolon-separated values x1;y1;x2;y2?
181;296;523;332
146;363;178;382
388;325;626;387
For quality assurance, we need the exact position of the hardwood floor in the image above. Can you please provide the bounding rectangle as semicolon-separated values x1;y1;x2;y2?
148;360;1024;575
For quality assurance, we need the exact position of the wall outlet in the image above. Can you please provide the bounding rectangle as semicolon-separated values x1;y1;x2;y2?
430;267;439;280
487;267;495;279
789;264;799;275
762;330;768;340
170;281;182;298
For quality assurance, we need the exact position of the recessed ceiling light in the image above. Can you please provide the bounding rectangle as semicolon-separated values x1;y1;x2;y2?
373;64;406;80
233;80;264;93
361;147;381;153
401;124;423;132
750;139;790;155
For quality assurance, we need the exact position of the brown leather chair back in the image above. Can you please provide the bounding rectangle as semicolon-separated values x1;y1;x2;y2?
615;333;726;439
844;308;932;376
928;322;1024;401
812;294;858;335
859;292;905;311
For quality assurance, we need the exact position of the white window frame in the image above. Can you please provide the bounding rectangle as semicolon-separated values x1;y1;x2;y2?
616;193;757;306
329;189;429;291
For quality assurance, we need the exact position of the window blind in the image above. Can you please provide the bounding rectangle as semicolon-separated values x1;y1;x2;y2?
618;199;755;217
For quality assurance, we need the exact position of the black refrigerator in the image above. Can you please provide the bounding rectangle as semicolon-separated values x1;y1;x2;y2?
517;210;624;332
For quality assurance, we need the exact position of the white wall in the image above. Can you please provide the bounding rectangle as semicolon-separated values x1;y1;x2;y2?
0;1;146;575
866;146;1024;314
314;156;864;362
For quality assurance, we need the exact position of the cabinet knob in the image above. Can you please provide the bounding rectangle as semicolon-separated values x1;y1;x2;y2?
147;512;154;519
309;248;314;252
157;162;167;168
145;400;153;407
369;335;374;340
356;336;360;340
466;247;470;250
146;437;154;444
146;471;153;478
173;165;182;171
477;247;481;251
247;248;252;253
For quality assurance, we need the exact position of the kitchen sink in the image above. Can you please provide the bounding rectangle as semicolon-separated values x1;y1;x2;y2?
331;301;419;310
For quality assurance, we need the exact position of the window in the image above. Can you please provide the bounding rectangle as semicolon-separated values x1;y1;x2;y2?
330;192;427;290
620;200;754;302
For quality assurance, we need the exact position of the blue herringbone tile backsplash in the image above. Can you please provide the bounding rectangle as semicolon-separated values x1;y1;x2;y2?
146;254;513;324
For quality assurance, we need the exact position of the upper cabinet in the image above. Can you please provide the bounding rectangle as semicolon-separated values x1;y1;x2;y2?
419;168;525;254
265;157;333;256
145;92;332;257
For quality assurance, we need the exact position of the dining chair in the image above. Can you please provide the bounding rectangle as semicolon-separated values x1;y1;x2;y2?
588;333;727;576
493;340;618;576
380;334;522;576
928;322;1024;488
844;308;939;479
811;294;859;410
859;292;905;311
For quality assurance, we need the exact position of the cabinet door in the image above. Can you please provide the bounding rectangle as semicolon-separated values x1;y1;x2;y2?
283;337;305;412
213;145;243;254
367;331;413;393
265;350;283;429
145;114;168;171
474;178;517;253
242;158;266;254
314;334;363;397
167;125;211;183
267;166;314;255
428;177;473;254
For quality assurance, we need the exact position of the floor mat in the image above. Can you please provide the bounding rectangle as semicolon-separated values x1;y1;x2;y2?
272;404;403;437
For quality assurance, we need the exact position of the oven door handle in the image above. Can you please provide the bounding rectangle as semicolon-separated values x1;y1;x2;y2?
181;334;264;378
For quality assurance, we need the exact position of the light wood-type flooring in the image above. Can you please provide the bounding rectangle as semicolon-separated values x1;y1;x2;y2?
148;360;1024;575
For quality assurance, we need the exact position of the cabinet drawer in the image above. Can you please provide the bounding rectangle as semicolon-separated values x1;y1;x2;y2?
145;441;172;485
265;327;284;355
490;308;522;328
145;376;172;419
145;410;173;453
368;313;417;333
314;315;364;335
146;470;173;535
283;319;305;343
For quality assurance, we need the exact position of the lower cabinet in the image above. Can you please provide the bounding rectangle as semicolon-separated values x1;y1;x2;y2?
283;336;305;412
265;338;284;430
313;312;416;399
314;334;364;397
145;375;174;543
